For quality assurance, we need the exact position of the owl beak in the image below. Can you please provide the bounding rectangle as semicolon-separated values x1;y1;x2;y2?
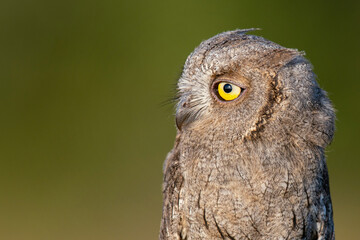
175;109;187;131
175;98;193;131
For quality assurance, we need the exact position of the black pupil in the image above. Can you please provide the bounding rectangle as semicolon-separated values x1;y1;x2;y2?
223;84;232;93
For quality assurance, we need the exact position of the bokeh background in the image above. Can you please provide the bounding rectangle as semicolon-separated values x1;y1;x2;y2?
0;0;359;239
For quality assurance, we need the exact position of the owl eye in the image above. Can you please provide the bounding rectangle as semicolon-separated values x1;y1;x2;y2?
215;82;242;101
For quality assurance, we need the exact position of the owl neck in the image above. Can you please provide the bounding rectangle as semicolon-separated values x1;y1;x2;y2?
179;128;324;174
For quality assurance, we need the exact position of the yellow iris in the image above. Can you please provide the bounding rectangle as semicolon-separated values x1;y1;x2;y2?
217;82;242;101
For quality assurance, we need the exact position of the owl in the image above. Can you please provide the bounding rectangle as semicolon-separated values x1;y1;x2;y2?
160;29;335;240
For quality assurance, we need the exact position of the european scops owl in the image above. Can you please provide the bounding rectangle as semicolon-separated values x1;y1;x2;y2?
160;29;335;240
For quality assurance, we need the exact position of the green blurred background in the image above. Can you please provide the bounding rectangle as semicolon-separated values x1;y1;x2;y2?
0;0;358;239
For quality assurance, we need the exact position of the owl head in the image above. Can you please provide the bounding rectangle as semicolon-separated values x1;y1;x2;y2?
175;29;335;148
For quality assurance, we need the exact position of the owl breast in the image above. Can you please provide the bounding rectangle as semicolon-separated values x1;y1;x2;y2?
176;130;322;240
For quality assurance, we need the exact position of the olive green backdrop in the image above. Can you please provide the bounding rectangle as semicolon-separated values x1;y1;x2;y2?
0;0;358;239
